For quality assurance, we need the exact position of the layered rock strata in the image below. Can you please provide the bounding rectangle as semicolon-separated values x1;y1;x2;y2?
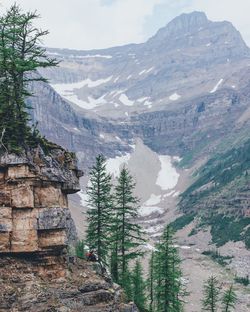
0;147;137;311
0;146;82;278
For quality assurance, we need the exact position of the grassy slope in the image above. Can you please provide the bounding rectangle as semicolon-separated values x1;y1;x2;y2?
178;139;250;248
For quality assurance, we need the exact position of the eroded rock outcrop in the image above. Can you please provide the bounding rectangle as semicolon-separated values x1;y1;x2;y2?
0;146;136;311
0;146;81;258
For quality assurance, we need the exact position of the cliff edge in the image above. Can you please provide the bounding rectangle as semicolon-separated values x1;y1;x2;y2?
0;146;137;311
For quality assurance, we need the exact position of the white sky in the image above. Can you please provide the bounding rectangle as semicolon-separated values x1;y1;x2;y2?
1;0;250;50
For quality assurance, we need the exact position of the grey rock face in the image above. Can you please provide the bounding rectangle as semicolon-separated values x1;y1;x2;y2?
27;11;250;172
38;207;71;230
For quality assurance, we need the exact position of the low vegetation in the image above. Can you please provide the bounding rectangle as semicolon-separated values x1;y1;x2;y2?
202;249;233;266
168;213;196;232
234;275;249;286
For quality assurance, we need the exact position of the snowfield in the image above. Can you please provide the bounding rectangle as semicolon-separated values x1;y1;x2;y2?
52;76;112;90
106;153;131;177
65;94;107;110
156;156;180;191
51;77;114;109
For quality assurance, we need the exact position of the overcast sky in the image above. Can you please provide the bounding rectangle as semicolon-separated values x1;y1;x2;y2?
1;0;250;50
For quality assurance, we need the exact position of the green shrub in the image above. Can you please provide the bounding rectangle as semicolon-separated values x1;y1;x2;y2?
168;213;196;232
188;228;198;236
208;214;250;248
202;249;233;266
234;275;249;286
75;240;87;259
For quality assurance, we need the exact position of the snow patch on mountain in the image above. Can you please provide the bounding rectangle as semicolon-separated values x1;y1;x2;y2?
144;194;161;206
169;93;181;101
110;89;127;98
78;54;112;59
119;94;134;106
139;69;147;75
51;76;112;91
67;94;107;110
210;78;223;93
106;153;131;178
136;97;152;107
139;67;155;76
145;67;154;73
78;191;89;207
139;205;164;217
137;97;149;103
156;156;180;191
145;224;164;234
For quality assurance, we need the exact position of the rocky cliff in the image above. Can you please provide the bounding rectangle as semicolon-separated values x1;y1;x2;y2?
0;146;136;311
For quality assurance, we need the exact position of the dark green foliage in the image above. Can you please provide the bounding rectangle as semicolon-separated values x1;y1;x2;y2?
202;249;233;266
202;276;220;312
202;277;237;312
188;228;198;236
168;213;196;232
75;240;87;259
234;275;249;286
131;260;147;311
244;227;250;249
86;155;113;264
121;265;133;302
110;167;145;293
180;140;250;211
0;4;58;153
221;285;237;312
153;226;184;312
179;140;250;248
202;214;250;249
147;252;155;312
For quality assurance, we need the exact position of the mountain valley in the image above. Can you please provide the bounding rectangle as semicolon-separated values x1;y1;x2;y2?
26;11;250;311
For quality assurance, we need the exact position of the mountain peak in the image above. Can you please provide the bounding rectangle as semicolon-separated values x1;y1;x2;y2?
151;11;209;40
167;11;208;31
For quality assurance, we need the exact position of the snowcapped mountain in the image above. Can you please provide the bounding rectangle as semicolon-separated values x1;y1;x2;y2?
29;12;250;311
40;11;250;120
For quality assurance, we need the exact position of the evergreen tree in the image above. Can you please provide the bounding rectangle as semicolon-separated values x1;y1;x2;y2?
154;226;184;312
0;4;58;152
110;167;145;294
221;285;237;312
86;155;113;264
131;260;147;311
122;264;133;302
147;252;156;312
202;276;220;312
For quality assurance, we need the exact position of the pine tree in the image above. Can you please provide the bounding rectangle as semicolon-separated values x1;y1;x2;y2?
131;260;147;312
86;155;113;264
221;285;237;312
147;252;155;312
110;167;145;295
154;226;184;312
202;276;220;312
0;4;58;152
